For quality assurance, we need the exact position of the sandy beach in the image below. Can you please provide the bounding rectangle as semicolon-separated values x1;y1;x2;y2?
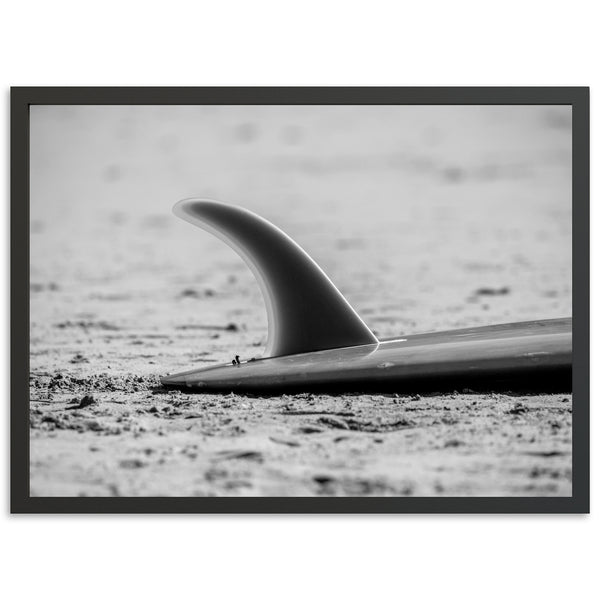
29;105;572;497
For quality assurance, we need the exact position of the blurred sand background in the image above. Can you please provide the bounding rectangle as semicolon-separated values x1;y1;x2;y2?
29;105;572;497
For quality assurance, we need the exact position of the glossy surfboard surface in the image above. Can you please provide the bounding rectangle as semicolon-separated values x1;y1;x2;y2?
162;318;571;393
162;199;572;393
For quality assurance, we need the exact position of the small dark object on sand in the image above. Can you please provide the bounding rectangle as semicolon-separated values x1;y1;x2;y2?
507;402;529;415
474;286;511;296
217;450;263;462
70;353;89;364
67;394;97;410
119;459;146;469
313;475;335;485
179;288;201;298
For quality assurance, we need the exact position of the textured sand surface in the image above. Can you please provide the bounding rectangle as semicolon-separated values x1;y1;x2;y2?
29;105;572;497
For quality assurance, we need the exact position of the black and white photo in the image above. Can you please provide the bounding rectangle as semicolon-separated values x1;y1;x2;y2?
11;87;589;512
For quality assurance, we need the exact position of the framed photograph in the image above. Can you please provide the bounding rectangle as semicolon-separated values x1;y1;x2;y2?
11;87;589;513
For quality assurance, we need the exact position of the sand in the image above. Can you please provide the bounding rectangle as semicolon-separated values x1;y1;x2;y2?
29;105;572;497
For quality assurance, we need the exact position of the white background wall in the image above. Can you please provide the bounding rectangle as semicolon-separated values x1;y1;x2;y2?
1;1;597;599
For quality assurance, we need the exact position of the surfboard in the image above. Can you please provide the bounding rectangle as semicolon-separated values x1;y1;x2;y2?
161;199;571;393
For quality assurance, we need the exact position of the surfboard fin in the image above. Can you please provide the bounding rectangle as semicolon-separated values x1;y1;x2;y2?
173;198;378;357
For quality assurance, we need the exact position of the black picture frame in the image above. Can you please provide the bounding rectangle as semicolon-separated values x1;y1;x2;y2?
11;87;590;514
